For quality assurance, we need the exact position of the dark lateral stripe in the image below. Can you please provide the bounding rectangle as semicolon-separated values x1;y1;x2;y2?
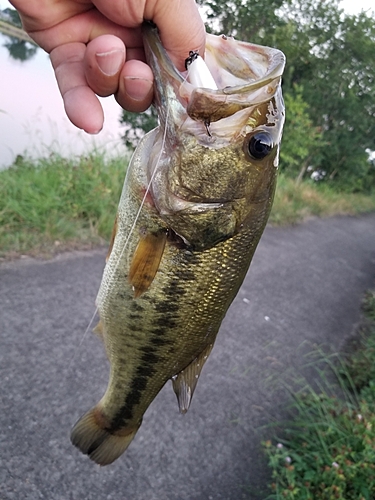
154;301;180;313
108;347;160;431
155;316;177;328
150;336;169;346
128;313;142;321
131;301;144;312
109;374;149;429
141;352;159;365
108;282;183;431
150;327;166;336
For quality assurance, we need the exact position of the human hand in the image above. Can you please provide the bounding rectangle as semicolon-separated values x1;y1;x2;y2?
10;0;205;134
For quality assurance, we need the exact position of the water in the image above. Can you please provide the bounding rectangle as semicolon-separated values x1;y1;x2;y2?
0;32;126;169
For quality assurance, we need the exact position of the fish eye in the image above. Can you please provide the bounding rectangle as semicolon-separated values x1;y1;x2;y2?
244;132;273;161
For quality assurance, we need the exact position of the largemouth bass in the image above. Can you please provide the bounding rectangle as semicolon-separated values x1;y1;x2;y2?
71;22;285;465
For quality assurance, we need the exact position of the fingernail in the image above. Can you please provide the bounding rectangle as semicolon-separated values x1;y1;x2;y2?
96;49;124;76
124;77;153;101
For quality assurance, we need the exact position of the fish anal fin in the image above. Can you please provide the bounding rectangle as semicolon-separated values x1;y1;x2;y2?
106;214;118;262
128;230;167;298
172;343;214;414
70;406;141;466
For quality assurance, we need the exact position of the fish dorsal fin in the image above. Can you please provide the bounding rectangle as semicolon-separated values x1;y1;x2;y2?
128;230;167;298
172;343;214;414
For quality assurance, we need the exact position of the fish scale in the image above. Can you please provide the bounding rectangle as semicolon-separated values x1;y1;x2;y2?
70;22;285;465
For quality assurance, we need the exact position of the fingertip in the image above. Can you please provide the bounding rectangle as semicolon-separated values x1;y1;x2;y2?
64;86;104;134
124;76;153;102
116;60;154;113
85;35;126;97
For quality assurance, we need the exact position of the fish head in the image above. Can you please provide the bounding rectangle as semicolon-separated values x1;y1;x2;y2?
142;23;285;249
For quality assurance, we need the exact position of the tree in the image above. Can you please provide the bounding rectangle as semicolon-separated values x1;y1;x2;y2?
120;107;158;149
119;0;375;192
0;8;38;61
279;86;324;183
3;38;38;61
1;7;22;27
198;0;288;44
276;1;375;191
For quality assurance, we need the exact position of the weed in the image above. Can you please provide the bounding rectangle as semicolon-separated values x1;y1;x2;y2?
263;290;375;500
0;151;128;258
270;175;375;226
1;154;374;258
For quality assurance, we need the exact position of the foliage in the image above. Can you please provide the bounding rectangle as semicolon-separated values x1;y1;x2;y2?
200;0;375;192
263;289;375;499
279;1;375;191
198;0;288;44
3;3;375;191
1;7;38;61
279;86;324;181
119;0;375;193
270;173;375;226
3;38;38;61
0;152;128;258
1;7;22;27
264;400;375;499
0;151;374;258
120;107;158;149
338;291;375;393
362;291;375;322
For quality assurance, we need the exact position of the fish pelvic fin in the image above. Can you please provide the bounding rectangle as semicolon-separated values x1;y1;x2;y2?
172;343;214;414
128;230;167;298
92;319;104;339
106;214;118;262
70;407;141;466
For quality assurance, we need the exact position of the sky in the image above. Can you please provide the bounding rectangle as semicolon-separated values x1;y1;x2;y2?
0;0;373;167
340;0;374;14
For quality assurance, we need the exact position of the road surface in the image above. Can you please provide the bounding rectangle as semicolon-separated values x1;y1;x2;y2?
1;214;375;500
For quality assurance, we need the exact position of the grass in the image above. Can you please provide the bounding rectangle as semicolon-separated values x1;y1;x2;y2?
0;152;128;258
0;151;374;258
270;175;375;226
263;290;375;500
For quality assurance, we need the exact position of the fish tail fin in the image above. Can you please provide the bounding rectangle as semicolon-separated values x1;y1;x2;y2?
70;407;140;466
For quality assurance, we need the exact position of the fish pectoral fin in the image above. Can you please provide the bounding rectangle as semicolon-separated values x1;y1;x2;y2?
172;343;214;414
128;230;167;298
70;407;141;466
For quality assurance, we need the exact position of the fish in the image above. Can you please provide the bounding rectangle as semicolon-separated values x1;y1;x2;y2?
70;22;285;465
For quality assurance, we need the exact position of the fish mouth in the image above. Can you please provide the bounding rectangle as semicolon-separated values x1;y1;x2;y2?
142;22;285;125
141;22;285;220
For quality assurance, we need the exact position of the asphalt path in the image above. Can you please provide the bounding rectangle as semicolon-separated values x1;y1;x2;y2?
1;214;375;500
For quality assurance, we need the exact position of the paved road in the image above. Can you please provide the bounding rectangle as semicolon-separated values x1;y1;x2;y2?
1;214;375;500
